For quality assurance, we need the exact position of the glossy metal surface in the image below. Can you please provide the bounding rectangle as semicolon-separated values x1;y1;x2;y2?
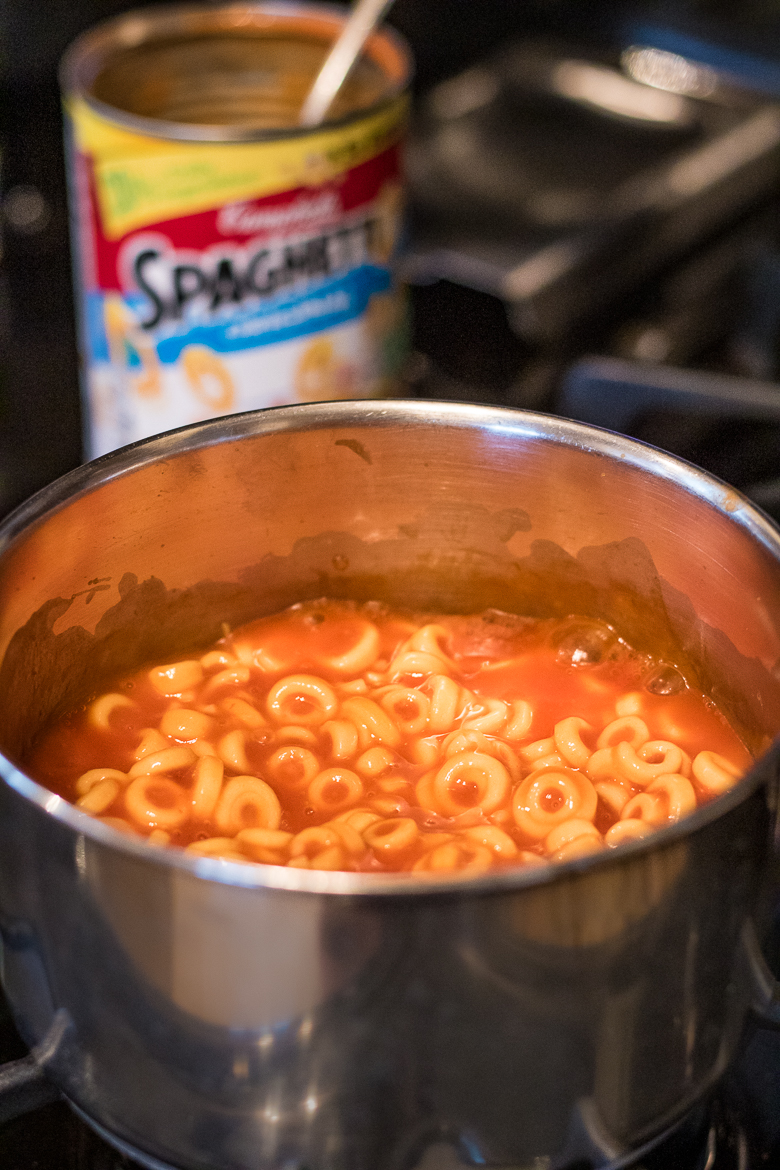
0;401;779;1170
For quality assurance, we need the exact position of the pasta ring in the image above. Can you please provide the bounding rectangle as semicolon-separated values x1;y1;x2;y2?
380;687;430;736
554;717;593;769
692;751;743;795
596;716;649;751
432;752;510;817
266;746;320;790
214;776;281;834
75;767;129;797
88;693;136;731
182;344;235;412
364;817;419;856
267;675;338;726
307;767;364;814
414;840;493;874
316;618;380;675
341;696;401;748
426;674;462;732
77;779;120;814
647;773;696;821
612;740;684;787
190;755;224;820
605;819;652;847
125;775;191;830
513;769;598;840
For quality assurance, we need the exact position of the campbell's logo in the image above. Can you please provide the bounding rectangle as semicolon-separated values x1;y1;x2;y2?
217;192;342;237
119;219;375;330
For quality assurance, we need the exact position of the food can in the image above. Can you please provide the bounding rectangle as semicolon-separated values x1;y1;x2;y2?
60;3;411;458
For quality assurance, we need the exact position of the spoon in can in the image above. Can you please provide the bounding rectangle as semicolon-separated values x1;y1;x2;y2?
298;0;397;127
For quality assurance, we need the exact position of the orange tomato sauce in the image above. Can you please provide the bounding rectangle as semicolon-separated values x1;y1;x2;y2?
26;601;752;874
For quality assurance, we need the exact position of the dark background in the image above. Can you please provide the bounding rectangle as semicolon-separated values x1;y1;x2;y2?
2;0;780;515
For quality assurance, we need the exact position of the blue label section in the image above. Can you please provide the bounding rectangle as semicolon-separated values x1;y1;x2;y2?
85;266;390;368
86;292;110;363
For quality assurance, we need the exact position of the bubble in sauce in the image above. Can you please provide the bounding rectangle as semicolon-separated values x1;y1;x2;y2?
644;664;685;695
554;620;617;667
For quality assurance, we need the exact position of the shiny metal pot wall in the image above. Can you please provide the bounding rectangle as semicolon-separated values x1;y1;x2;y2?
0;401;780;1170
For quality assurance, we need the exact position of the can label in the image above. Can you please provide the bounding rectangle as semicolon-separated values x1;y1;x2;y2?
67;95;409;456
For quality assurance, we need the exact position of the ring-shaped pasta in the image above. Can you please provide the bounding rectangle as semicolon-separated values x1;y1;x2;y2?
274;726;318;747
432;752;510;817
334;807;382;833
551;834;604;863
462;698;508;735
504;700;533;741
519;736;556;764
149;660;204;697
214;776;281;835
316;619;380;675
615;692;644;718
594;779;631;816
388;650;449;681
289;825;342;859
202;665;252;698
200;650;237;673
266;746;320;790
187;837;244;860
621;791;666;826
380;687;430;736
128;745;195;778
327;819;366;856
133;729;169;761
554;717;593;769
76;767;129;797
605;819;652;847
88;692;136;731
77;778;120;814
355;746;396;776
461;824;518;858
217;729;255;774
221;696;265;728
647;773;696;821
426;674;462;732
266;675;338;727
190;755;224;820
236;827;293;863
692;751;743;795
414;840;493;874
544;818;601;856
411;736;442;768
612;740;684;787
341;697;401;748
513;769;598;839
160;708;214;742
364;817;419;856
596;716;650;751
406;624;455;667
321;719;360;760
586;747;619;780
307;767;364;814
125;774;191;830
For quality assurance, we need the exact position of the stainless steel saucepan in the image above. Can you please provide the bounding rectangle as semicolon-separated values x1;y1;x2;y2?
1;400;780;1170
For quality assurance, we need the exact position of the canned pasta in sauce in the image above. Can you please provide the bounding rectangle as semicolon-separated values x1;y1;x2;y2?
61;3;411;457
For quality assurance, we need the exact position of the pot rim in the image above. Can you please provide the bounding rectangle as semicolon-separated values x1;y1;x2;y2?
0;398;777;897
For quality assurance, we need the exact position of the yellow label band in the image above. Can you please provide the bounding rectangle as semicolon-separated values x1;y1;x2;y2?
67;95;410;239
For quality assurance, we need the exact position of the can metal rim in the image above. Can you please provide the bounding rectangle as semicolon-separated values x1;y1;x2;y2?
59;0;413;144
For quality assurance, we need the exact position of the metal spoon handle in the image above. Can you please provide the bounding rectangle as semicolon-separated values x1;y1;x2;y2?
299;0;396;128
